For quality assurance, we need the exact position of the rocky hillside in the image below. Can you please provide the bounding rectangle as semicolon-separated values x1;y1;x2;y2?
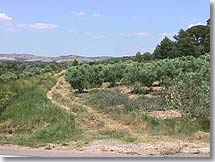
0;54;112;63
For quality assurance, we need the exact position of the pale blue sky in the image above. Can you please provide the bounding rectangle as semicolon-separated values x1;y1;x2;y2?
0;0;210;57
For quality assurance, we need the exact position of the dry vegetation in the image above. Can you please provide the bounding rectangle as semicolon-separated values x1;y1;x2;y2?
44;74;210;156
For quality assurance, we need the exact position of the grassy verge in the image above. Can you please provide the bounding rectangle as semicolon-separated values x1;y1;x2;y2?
0;73;81;147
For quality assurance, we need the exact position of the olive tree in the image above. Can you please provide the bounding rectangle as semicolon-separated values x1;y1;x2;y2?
65;64;90;93
102;63;124;86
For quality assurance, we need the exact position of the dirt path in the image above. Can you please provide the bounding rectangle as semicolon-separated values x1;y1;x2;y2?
47;75;72;112
47;74;133;133
44;73;211;157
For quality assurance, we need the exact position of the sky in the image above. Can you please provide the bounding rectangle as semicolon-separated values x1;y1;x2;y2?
0;0;210;57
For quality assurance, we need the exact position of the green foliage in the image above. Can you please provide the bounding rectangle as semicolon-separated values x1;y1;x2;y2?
0;74;80;146
164;73;209;119
173;24;210;58
122;62;140;85
66;55;210;119
88;65;103;88
65;64;104;92
0;72;17;82
142;52;152;60
0;61;63;82
154;36;177;59
141;116;209;136
0;90;12;115
102;63;124;86
123;62;156;87
135;51;143;62
66;65;89;92
186;25;210;53
132;82;153;95
153;19;210;59
138;63;157;86
132;82;144;94
71;59;79;66
100;130;137;143
33;122;81;143
162;55;210;119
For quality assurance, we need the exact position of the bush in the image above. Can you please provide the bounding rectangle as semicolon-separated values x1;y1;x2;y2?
66;64;104;92
163;71;210;119
0;72;17;82
132;82;143;94
0;90;11;114
65;65;90;92
102;63;124;86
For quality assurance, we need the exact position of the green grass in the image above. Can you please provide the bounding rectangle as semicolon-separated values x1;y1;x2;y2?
0;73;81;147
136;114;210;136
100;130;137;142
33;122;81;143
0;74;210;147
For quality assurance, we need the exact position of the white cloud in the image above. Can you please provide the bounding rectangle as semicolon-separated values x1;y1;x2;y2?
93;13;101;17
134;32;150;37
188;22;205;28
29;23;57;29
72;11;86;17
0;12;12;21
121;32;150;37
18;23;57;29
86;32;105;39
17;23;28;28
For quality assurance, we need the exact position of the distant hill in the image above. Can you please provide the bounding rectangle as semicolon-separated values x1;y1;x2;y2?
0;54;112;63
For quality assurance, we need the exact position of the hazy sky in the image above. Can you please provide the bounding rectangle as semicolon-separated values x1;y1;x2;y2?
0;0;210;57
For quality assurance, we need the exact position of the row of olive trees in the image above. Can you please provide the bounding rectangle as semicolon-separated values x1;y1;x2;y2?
65;55;210;119
65;63;125;92
66;55;209;92
0;61;63;82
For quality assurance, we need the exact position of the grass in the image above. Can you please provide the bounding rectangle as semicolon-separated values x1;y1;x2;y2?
0;73;81;147
81;88;210;141
33;122;81;143
132;114;210;140
0;76;210;147
99;130;137;143
83;89;165;113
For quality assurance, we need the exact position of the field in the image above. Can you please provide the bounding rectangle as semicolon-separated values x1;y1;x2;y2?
0;54;210;156
0;20;211;156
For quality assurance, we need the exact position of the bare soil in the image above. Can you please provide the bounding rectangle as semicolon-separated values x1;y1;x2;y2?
43;74;210;157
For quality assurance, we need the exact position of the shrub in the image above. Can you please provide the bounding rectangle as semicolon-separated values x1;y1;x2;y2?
0;72;17;82
65;64;90;92
163;71;210;119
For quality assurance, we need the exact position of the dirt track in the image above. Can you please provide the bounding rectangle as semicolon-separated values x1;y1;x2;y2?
43;74;210;157
47;74;133;133
1;73;210;157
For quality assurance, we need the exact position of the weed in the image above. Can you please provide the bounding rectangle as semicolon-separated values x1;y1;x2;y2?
100;130;137;143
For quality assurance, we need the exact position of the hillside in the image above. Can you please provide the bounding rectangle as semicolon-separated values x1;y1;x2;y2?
0;53;112;63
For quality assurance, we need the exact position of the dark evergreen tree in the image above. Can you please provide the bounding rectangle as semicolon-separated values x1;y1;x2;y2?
135;51;143;62
153;36;177;59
